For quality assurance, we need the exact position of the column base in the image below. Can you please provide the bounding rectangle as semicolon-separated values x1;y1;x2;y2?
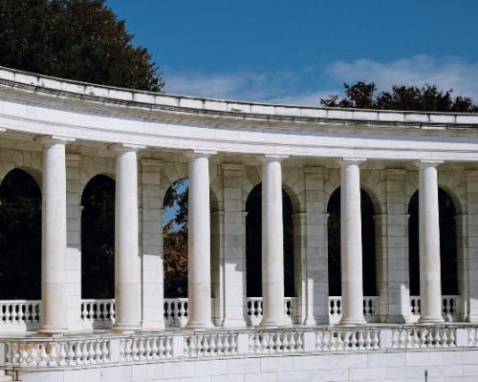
338;317;366;326
418;315;445;324
259;317;288;328
186;321;214;329
467;315;478;323
35;329;68;337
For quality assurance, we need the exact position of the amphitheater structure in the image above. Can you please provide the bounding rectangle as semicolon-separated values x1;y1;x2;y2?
1;66;478;381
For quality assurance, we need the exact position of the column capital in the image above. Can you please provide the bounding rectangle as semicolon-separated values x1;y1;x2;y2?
415;160;444;169
186;149;217;160
258;154;288;164
36;135;75;147
340;157;366;166
109;143;146;153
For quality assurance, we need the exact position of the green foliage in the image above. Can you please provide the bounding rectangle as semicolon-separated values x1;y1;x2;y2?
0;0;163;91
321;82;478;112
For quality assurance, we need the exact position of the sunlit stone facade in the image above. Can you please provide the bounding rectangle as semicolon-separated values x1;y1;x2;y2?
1;67;478;381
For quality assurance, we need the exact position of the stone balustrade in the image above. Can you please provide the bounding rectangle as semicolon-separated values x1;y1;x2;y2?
246;297;298;326
0;300;40;326
184;332;238;357
315;328;380;351
2;324;477;369
81;299;115;323
164;298;189;328
409;295;460;322
249;331;304;354
328;296;380;324
120;336;173;361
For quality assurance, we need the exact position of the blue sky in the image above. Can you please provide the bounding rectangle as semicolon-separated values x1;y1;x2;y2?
106;0;478;106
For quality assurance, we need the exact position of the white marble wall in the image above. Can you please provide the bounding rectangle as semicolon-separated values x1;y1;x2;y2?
15;348;478;382
140;159;164;329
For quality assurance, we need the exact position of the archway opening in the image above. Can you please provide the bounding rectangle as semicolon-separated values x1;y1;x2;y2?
0;169;42;299
245;183;294;297
408;188;458;295
81;175;115;299
327;187;377;296
163;179;189;298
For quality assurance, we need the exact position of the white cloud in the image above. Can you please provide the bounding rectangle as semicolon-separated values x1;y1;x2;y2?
327;55;478;99
162;56;478;107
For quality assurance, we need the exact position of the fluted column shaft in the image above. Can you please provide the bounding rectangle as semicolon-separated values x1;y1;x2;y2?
419;161;444;323
339;158;366;325
113;145;142;331
39;137;70;333
260;155;287;327
187;151;215;329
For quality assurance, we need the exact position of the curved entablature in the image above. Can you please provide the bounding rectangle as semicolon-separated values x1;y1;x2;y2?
1;65;478;162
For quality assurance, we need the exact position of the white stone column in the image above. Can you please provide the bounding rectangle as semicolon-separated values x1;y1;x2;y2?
38;136;71;334
186;150;215;329
260;155;287;327
112;144;143;331
340;158;366;325
418;160;444;323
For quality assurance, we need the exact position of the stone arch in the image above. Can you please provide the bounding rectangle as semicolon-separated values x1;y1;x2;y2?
78;156;115;195
245;183;296;298
408;187;458;296
327;186;377;296
161;176;220;301
0;149;43;190
80;174;115;299
0;168;42;299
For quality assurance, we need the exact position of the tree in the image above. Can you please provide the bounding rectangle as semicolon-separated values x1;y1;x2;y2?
321;82;478;112
0;0;163;91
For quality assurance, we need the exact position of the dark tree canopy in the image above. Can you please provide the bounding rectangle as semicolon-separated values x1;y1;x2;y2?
0;0;163;91
321;82;478;112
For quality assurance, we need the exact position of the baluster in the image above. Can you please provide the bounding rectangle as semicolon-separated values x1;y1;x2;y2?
49;343;59;366
364;331;371;350
253;334;261;353
202;335;209;356
131;339;139;360
342;331;350;350
282;333;290;353
441;329;448;348
230;334;237;354
391;330;399;349
323;332;331;351
19;344;28;366
336;332;343;351
316;331;323;351
138;338;146;360
350;332;358;350
165;337;172;358
433;329;441;348
289;332;296;352
372;330;380;349
101;340;109;362
6;343;14;364
261;333;269;353
216;335;223;355
29;345;39;367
